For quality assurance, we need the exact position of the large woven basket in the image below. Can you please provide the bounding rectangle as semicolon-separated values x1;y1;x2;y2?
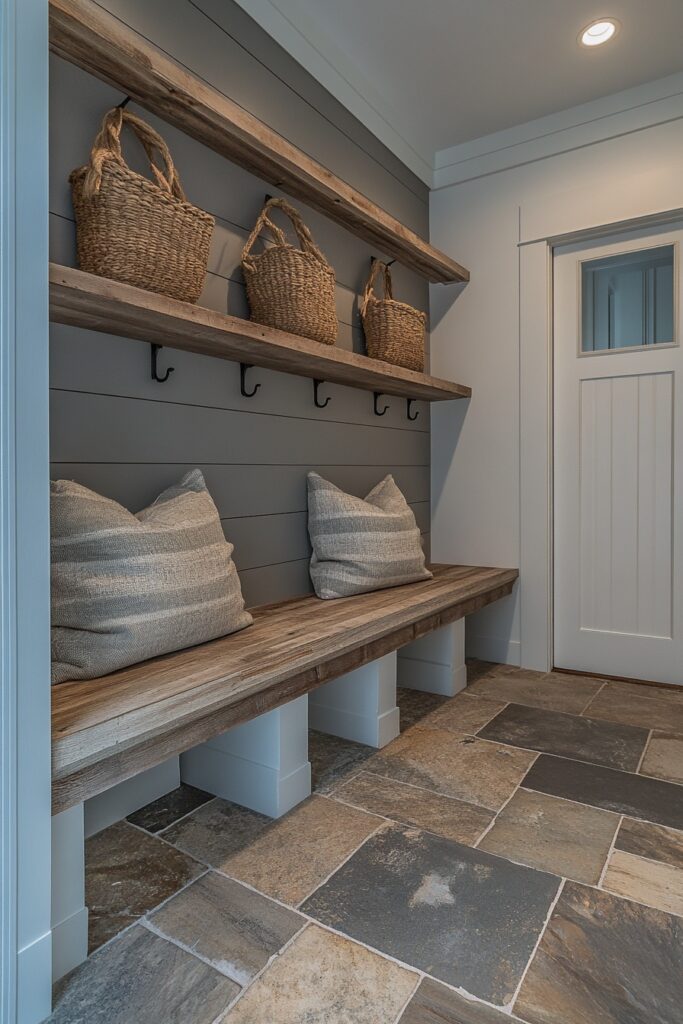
361;260;426;372
242;197;338;345
70;107;214;303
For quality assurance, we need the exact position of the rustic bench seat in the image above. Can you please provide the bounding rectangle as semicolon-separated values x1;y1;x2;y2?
51;564;518;814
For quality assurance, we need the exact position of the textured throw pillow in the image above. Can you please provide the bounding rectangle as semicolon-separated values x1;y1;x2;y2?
51;469;252;683
307;472;432;599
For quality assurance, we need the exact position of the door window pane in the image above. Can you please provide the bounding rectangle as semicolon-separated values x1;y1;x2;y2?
581;244;674;352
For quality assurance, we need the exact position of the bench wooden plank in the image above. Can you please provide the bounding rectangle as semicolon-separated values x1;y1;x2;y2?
51;565;517;813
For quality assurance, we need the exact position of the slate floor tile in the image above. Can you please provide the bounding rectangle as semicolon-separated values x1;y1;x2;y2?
302;824;560;1006
399;977;520;1024
50;925;238;1024
127;784;214;834
602;850;683;918
334;771;494;844
366;726;536;811
220;924;417;1024
466;660;544;684
423;693;507;736
309;729;375;794
640;732;683;784
583;682;683;735
85;820;204;953
522;754;683;830
166;794;380;905
148;872;304;984
479;788;619;884
615;817;683;869
397;687;449;730
467;672;603;715
478;702;649;771
514;882;683;1024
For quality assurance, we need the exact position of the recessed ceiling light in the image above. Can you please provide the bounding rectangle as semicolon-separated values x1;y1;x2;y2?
580;19;618;46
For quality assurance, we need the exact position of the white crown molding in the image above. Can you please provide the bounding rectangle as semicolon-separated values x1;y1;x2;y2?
231;0;435;185
433;71;683;189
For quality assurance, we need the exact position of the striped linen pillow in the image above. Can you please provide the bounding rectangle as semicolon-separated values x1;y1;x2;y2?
307;472;432;599
50;469;252;684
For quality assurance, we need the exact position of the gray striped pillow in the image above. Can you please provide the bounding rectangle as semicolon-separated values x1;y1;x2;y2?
51;469;252;684
307;472;432;599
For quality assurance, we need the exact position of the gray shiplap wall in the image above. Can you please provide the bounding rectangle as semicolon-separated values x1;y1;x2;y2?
49;0;430;607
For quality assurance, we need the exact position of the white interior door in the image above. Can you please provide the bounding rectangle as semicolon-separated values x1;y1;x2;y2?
554;225;683;685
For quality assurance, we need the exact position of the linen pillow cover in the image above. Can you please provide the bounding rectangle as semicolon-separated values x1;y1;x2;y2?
50;469;252;683
307;472;432;599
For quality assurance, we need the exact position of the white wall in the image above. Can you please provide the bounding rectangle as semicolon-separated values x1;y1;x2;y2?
429;81;683;667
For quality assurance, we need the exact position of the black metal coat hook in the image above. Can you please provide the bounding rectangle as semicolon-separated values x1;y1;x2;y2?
117;95;132;109
406;399;419;421
373;392;389;416
240;363;261;398
150;344;174;383
313;379;331;409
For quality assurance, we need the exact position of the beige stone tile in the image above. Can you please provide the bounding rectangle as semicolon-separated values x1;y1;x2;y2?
217;796;381;905
616;817;683;869
479;789;619;884
640;732;683;784
366;726;536;811
148;872;303;984
467;673;602;715
423;692;507;736
334;771;494;844
603;849;683;918
466;660;544;684
602;679;683;705
583;683;683;735
220;924;417;1023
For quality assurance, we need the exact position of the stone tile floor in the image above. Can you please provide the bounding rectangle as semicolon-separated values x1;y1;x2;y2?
49;665;683;1023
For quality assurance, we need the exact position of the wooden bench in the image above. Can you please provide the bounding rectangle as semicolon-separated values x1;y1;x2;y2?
52;564;517;815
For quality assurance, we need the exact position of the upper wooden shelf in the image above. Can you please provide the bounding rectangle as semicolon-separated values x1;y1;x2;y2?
50;264;471;402
49;0;469;285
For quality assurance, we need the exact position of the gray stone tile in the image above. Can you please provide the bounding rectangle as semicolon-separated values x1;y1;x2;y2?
466;660;543;685
302;824;560;1006
309;729;375;795
335;771;494;844
127;785;214;834
478;703;649;771
148;872;303;984
424;693;507;736
397;687;449;730
515;882;683;1024
479;788;619;885
523;755;683;831
85;821;205;953
219;924;417;1023
583;682;683;735
366;726;536;810
468;672;602;714
616;818;683;870
50;925;238;1024
399;977;520;1023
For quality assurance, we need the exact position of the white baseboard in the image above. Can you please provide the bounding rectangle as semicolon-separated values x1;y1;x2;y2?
84;756;180;838
51;906;88;984
181;745;310;818
17;930;52;1024
308;702;400;748
466;635;521;667
397;656;467;696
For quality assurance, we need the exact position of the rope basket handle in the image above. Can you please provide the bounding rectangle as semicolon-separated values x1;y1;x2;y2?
242;197;330;271
81;107;187;201
361;260;394;316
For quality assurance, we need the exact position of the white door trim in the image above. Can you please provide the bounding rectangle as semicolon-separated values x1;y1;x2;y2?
0;1;51;1021
519;192;683;673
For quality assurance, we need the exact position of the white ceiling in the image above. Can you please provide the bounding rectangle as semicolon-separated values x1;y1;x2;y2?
235;0;683;183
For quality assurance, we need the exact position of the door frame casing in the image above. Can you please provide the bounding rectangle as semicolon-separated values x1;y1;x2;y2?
519;184;683;672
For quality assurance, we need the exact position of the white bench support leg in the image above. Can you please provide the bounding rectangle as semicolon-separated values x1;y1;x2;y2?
397;620;467;696
51;804;88;982
180;695;311;819
308;652;399;748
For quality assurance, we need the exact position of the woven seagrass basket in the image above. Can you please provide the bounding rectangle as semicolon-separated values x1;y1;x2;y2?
242;197;338;345
70;107;214;303
361;260;426;372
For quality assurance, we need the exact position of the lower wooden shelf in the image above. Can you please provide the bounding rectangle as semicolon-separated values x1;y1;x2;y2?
49;264;471;403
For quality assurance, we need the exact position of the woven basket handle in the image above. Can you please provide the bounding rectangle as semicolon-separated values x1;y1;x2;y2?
361;260;394;315
82;107;187;201
242;197;329;270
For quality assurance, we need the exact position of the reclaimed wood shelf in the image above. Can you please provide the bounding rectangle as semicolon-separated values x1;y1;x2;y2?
50;264;472;402
51;565;518;813
49;0;469;284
